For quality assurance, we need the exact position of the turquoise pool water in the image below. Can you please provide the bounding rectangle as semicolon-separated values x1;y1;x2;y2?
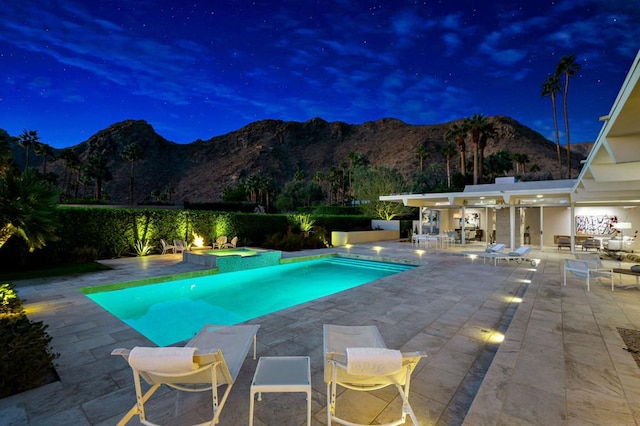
85;257;414;346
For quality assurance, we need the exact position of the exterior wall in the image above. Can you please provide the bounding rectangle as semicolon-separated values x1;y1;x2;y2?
331;230;399;246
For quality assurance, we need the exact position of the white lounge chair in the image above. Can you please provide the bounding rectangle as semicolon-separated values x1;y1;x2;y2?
323;324;427;426
160;239;175;255
463;243;506;263
488;246;535;266
112;324;259;426
563;259;615;291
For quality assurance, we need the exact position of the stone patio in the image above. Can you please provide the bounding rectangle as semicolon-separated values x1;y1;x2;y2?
2;242;640;425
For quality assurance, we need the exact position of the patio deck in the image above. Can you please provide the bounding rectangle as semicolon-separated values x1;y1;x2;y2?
2;242;640;425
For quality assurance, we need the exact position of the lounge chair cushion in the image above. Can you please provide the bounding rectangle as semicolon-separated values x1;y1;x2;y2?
346;347;402;376
128;346;198;374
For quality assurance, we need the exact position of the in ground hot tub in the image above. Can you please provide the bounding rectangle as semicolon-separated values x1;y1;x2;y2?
183;247;282;271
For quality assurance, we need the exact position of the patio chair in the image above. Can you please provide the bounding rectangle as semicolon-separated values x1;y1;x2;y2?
323;324;427;426
575;253;620;269
160;239;175;255
563;258;615;291
213;236;228;249
221;236;238;249
112;324;259;426
174;239;190;253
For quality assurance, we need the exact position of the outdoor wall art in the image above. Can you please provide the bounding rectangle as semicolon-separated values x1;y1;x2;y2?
575;215;617;235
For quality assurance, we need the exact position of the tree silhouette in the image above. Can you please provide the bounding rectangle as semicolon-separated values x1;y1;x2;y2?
18;129;39;169
555;54;581;178
121;142;143;205
445;122;468;178
86;152;112;200
542;75;562;178
440;142;457;188
414;142;430;171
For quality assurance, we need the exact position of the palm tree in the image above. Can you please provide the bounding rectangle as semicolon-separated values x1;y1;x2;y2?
555;54;581;178
60;148;80;200
0;169;59;250
513;153;530;174
312;171;325;202
464;113;492;185
121;142;143;205
0;130;13;178
445;122;468;178
414;142;430;171
86;152;112;200
293;169;305;181
440;143;457;188
478;121;496;184
34;142;56;174
18;129;39;169
542;75;562;178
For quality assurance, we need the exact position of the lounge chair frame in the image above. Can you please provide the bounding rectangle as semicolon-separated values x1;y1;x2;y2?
486;246;535;266
323;324;426;426
112;324;258;426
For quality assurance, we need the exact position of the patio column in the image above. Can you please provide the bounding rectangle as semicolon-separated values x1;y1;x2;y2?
570;204;576;254
485;207;489;246
510;205;516;249
461;205;466;245
540;206;544;251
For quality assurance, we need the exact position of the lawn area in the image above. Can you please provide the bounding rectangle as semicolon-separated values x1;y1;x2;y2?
0;262;111;282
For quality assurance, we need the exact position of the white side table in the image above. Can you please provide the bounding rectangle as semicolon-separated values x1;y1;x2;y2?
249;356;311;426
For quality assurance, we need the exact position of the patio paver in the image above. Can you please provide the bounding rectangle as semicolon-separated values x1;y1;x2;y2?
1;243;640;425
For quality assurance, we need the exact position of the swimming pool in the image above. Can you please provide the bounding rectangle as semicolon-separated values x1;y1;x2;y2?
84;257;414;346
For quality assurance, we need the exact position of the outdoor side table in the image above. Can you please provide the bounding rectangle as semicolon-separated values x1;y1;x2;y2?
249;356;311;426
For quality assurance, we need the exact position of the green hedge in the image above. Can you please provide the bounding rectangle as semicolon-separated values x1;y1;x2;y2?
0;207;373;271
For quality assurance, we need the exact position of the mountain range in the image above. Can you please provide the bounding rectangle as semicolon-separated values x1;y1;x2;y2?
5;116;590;204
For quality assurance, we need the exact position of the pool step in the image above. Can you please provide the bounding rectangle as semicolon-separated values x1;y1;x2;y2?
326;257;413;273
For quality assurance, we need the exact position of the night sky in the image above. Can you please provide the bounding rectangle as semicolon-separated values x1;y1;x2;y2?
1;1;638;149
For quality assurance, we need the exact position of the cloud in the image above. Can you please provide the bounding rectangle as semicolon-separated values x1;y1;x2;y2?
0;3;232;108
442;33;462;56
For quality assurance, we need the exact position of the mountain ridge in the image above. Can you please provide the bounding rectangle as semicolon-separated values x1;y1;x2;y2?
4;116;591;203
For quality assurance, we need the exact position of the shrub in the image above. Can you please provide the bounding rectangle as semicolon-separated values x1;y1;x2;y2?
0;284;59;398
0;283;22;314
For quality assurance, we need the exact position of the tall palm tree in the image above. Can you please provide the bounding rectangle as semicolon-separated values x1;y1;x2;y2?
86;152;112;200
0;169;59;250
440;142;457;188
60;148;80;200
445;122;468;178
121;142;143;205
312;171;326;202
34;142;56;175
555;54;581;179
513;153;530;174
18;129;39;170
464;113;492;185
414;142;430;171
542;75;562;178
478;121;496;184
